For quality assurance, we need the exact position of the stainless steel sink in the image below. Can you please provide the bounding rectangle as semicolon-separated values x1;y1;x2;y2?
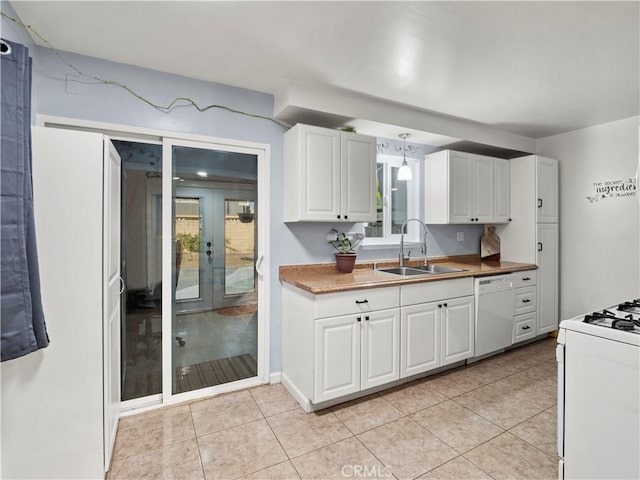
377;266;433;277
411;265;467;274
377;265;467;277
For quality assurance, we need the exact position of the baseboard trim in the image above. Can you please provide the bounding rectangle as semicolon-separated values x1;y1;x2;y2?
280;373;312;412
269;371;282;384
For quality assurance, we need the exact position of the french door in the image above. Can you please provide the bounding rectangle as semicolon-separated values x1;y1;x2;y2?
175;187;257;313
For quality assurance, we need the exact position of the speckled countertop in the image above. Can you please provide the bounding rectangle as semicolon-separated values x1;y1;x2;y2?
279;255;537;294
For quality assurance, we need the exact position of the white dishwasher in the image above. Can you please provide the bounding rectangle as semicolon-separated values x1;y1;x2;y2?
474;274;516;357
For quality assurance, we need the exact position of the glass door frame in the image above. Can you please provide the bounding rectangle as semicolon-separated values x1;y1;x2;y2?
162;137;269;404
162;137;270;404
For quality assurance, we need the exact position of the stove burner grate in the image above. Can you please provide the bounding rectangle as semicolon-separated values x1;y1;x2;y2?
618;299;640;311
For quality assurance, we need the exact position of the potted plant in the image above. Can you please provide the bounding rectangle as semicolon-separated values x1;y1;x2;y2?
238;204;254;223
328;229;363;273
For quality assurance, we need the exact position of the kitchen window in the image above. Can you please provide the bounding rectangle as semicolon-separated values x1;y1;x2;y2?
363;154;419;245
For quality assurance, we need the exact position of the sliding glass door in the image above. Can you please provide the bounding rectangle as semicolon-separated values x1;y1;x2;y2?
116;136;265;405
165;140;260;396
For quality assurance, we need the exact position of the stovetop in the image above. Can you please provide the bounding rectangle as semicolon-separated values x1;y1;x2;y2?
582;299;640;335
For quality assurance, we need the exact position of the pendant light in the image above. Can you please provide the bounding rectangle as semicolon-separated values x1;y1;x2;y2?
397;133;412;181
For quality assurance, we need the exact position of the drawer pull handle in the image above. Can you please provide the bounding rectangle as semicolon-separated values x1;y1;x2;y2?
522;325;531;330
522;299;531;303
355;299;369;304
522;277;531;281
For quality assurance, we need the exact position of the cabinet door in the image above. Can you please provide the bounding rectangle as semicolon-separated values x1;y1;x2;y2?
400;302;440;378
314;315;360;403
441;296;474;366
361;309;400;390
449;152;474;223
536;157;559;223
493;158;511;223
301;126;341;221
537;223;559;334
341;133;376;222
473;156;494;223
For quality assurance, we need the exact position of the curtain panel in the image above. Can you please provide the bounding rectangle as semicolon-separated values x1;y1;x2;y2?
1;38;48;361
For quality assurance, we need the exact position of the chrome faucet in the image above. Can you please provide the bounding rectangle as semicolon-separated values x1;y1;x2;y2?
399;218;428;267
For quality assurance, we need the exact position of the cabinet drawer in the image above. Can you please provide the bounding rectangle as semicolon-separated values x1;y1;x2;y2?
513;313;537;343
314;286;399;318
512;270;537;288
514;286;537;315
401;278;473;306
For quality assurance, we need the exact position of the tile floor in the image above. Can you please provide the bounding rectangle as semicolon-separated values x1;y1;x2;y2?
109;337;558;480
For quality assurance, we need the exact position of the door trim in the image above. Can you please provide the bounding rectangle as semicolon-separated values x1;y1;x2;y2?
36;115;271;408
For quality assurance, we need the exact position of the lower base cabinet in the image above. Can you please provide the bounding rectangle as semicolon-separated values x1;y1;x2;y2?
401;295;474;378
282;277;475;410
314;308;399;403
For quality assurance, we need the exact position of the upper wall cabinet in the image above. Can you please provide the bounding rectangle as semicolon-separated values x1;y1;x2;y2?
284;124;376;222
424;150;511;224
536;157;559;223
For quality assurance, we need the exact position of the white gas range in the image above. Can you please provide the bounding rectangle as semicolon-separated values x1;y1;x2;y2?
557;299;640;479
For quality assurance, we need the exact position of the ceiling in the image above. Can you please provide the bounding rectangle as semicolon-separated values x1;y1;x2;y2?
10;1;640;141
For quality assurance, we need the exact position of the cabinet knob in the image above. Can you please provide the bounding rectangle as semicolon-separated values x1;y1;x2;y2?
357;317;361;322
337;215;341;219
509;218;512;222
438;304;442;308
365;316;370;321
443;303;448;307
344;215;348;220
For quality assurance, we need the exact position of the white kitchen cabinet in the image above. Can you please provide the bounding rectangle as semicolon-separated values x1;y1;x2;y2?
400;302;440;377
493;158;511;223
314;315;360;402
424;150;510;224
314;307;400;403
440;296;475;366
512;269;538;344
284;123;376;222
537;223;559;334
536;157;559;223
400;278;474;378
1;127;121;479
497;155;559;335
282;284;400;409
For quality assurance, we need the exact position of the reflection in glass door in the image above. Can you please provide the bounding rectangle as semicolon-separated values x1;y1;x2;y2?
170;143;259;395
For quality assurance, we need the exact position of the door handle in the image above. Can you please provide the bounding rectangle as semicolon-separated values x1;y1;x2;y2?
119;277;125;294
255;255;264;275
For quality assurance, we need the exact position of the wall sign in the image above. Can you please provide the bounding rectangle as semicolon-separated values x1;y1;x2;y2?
587;177;637;203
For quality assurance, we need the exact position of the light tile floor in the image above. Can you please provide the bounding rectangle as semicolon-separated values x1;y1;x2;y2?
109;337;558;480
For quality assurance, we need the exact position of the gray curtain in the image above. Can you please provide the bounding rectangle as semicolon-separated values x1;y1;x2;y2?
1;38;48;361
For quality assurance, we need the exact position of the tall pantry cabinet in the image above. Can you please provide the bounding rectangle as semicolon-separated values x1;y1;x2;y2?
497;155;559;335
1;127;121;479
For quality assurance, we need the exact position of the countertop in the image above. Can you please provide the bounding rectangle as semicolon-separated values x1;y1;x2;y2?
279;255;537;294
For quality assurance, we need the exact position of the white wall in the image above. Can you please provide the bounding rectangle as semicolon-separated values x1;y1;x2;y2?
536;116;640;319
